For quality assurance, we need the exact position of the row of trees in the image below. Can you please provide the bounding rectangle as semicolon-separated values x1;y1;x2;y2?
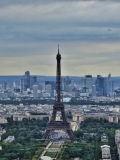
0;118;49;160
57;118;119;160
0;98;120;105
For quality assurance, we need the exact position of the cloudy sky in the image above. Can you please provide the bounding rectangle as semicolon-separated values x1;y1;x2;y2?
0;0;120;76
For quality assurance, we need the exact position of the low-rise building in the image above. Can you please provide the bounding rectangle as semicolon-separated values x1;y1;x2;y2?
3;136;15;143
101;133;108;142
115;130;120;144
70;121;79;131
117;143;120;160
101;145;111;159
0;129;6;136
0;146;2;150
115;130;120;159
0;117;7;124
13;114;49;121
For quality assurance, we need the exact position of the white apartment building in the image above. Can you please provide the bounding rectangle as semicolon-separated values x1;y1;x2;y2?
115;130;120;160
3;136;15;143
101;145;111;159
0;146;2;150
115;130;120;144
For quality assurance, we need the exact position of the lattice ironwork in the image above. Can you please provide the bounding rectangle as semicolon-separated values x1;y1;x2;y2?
43;46;73;139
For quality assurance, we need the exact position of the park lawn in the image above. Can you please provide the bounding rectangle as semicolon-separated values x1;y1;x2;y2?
50;145;61;148
45;152;58;158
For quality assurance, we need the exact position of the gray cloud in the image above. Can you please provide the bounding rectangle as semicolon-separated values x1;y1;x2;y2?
0;1;120;75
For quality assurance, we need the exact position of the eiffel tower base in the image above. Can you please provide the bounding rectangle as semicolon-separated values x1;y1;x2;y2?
43;121;74;139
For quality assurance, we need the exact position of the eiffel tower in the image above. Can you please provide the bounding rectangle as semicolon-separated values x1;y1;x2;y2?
43;46;74;139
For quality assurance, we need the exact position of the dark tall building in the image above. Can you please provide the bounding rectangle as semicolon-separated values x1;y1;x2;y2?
20;71;37;91
24;71;30;90
20;79;24;93
25;71;30;77
107;73;114;96
95;75;108;96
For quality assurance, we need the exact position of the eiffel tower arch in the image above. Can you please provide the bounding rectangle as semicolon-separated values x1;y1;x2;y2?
43;46;73;139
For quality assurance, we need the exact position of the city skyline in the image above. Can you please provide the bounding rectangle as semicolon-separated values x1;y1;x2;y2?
0;1;120;76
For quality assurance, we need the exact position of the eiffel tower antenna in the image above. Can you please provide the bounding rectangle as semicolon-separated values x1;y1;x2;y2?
43;46;73;139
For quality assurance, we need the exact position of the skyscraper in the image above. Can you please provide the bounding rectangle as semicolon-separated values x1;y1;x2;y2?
24;71;30;91
30;76;37;88
46;84;52;95
92;85;96;97
20;71;37;91
103;78;108;96
62;76;71;91
33;85;38;98
20;79;24;93
45;81;56;90
81;75;93;93
107;73;114;96
95;75;108;96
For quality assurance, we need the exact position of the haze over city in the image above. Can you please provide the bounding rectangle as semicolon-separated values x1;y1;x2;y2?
0;0;120;76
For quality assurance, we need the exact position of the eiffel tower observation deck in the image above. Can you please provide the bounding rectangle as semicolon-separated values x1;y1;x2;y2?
43;46;73;139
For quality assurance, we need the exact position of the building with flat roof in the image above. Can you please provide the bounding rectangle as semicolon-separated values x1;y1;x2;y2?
81;75;93;93
101;145;111;159
101;133;108;142
3;136;15;143
33;85;38;98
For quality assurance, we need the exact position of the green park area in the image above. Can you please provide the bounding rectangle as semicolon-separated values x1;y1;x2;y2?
0;116;120;160
56;118;120;160
0;117;49;160
45;152;58;158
